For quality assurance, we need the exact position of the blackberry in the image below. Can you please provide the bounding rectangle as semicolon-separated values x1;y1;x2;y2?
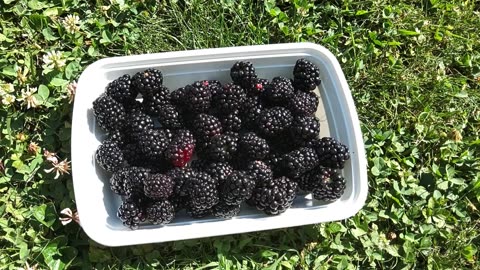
157;104;183;129
142;86;171;116
246;160;273;185
192;114;223;141
241;95;264;130
311;168;346;202
213;83;247;113
106;74;136;104
288;91;319;116
230;61;257;88
186;205;211;218
238;132;270;160
256;107;293;137
144;173;174;199
167;167;195;197
165;129;195;167
311;137;350;169
125;110;154;138
290;116;320;143
212;203;241;219
283;147;319;178
297;169;318;192
220;110;242;132
117;200;146;229
93;95;126;132
245;78;269;96
200;162;234;187
293;58;321;92
170;87;186;107
221;170;255;206
202;133;239;162
187;171;219;210
251;176;298;215
261;76;294;106
109;166;148;197
95;139;125;173
145;200;175;225
185;81;212;113
137;129;173;160
132;68;163;96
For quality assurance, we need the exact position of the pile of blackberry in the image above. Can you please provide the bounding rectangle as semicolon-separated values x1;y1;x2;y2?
93;59;351;229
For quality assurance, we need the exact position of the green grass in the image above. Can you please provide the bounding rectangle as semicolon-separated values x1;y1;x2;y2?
1;0;480;269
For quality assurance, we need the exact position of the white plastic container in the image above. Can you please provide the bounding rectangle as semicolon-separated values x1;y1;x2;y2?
72;43;367;247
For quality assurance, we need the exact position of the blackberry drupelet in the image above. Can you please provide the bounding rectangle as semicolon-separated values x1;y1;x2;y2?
192;114;223;141
106;74;136;104
157;104;183;130
212;203;241;219
221;170;255;206
230;61;258;88
144;173;174;199
261;76;294;106
145;200;175;224
187;171;219;210
170;87;186;107
245;78;269;96
117;199;146;229
288;91;319;116
283;147;319;178
165;129;195;167
293;58;321;92
251;176;298;215
220;110;242;132
246;160;273;185
125;110;154;138
290;115;320;143
95;139;125;173
185;81;212;113
256;107;293;137
238;132;270;160
167;167;195;197
200;162;234;187
137;129;173;160
142;86;171;116
93;95;126;132
132;68;163;96
311;137;350;169
241;95;264;130
311;168;346;202
213;83;247;113
202;133;239;162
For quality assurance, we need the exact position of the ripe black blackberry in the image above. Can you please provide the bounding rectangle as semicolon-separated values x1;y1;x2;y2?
251;176;298;215
297;168;318;192
142;86;171;116
213;83;247;113
170;87;186;107
117;199;146;229
95;139;125;173
200;162;233;187
164;129;195;167
192;114;223;141
202;133;239;162
246;160;273;185
106;74;137;104
167;167;195;197
144;173;174;199
93;95;126;132
212;202;241;219
145;200;175;225
293;58;321;92
290;115;320;144
288;91;319;116
241;95;264;130
110;166;149;197
245;78;269;96
311;137;350;169
256;107;293;137
185;81;212;113
238;132;270;160
311;168;346;202
157;104;183;129
132;68;163;96
283;147;319;178
230;61;257;88
261;76;294;106
221;170;255;206
137;129;173;160
125;110;154;138
220;110;242;132
187;171;219;210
